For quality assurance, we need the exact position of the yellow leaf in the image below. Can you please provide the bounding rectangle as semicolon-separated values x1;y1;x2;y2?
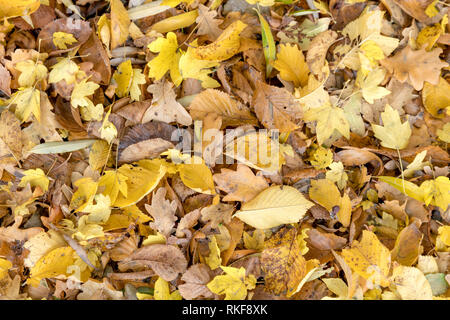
417;255;439;274
436;226;450;252
0;258;12;279
147;32;182;87
205;236;222;270
27;246;76;287
243;229;265;250
122;204;151;223
224;131;286;173
273;43;309;87
110;0;130;49
246;0;274;5
84;194;112;224
403;150;429;178
326;161;348;190
341;230;391;287
309;179;352;227
97;14;111;49
422;77;450;118
154;277;182;300
15;60;48;87
178;158;215;195
98;170;128;204
234;185;314;229
52;31;77;50
130;68;146;102
23;230;65;268
355;68;390;104
70;177;98;212
151;10;198;34
303;102;350;146
18;168;49;192
207;266;256;300
161;0;194;7
437;123;450;143
419;176;450;211
112;60;133;98
9;87;40;123
114;159;167;208
0;0;40;19
191;20;247;61
142;232;166;246
71;78;100;109
371;104;411;149
416;22;445;51
74;215;104;241
261;227;307;296
179;41;220;88
100;109;117;144
322;278;349;300
310;146;333;169
377;176;424;203
103;214;132;232
391;265;433;300
425;0;439;18
89;140;110;171
49;58;79;85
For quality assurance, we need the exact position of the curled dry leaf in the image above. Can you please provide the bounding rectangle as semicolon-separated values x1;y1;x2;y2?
118;244;188;281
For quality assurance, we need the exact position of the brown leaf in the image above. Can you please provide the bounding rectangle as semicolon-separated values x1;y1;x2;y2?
306;228;347;251
0;110;22;162
306;30;337;81
118;244;188;281
200;203;234;229
115;100;151;124
196;4;222;41
118;121;177;163
145;187;178;238
380;46;448;91
393;0;437;23
391;221;423;266
79;31;111;85
252;81;301;133
178;264;215;300
37;18;92;55
0;63;11;96
213;164;268;202
144;80;193;126
176;209;201;238
189;89;258;128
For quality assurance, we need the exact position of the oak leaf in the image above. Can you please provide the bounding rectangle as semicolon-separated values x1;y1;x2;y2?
145;187;178;238
380;46;448;91
213;164;269;202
